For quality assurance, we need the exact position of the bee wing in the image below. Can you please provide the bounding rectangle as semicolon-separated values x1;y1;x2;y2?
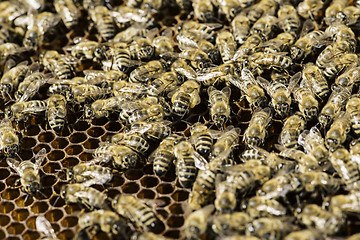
6;158;22;175
4;59;16;72
36;216;56;239
287;72;302;92
207;129;223;139
256;76;271;92
19;75;52;102
37;13;61;33
299;19;316;38
249;145;269;157
197;68;225;82
116;85;148;94
129;122;152;134
193;151;209;170
34;148;47;172
221;86;231;99
298;129;310;148
309;126;323;140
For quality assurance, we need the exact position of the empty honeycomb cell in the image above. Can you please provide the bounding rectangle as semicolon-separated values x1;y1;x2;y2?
153;221;166;234
124;169;143;180
43;162;61;174
169;203;184;215
0;229;5;239
41;175;57;188
0;214;10;226
73;121;91;131
11;209;30;222
36;187;53;200
156;209;169;220
0;168;10;180
21;137;37;149
51;138;69;149
47;150;65;161
45;209;64;222
58;230;75;240
33;145;51;156
23;230;40;240
106;189;121;199
0;202;14;214
156;183;174;195
171;190;189;201
137;189;156;199
25;216;37;230
25;125;41;136
57;127;71;137
61;157;80;168
83;138;100;149
49;195;65;207
0;182;5;191
167;215;184;228
69;133;87;143
79;152;93;161
15;196;33;208
104;121;122;132
91;117;108;126
30;201;49;214
6;175;20;188
18;149;34;161
38;132;55;143
94;232;111;240
60;216;78;228
8;237;20;240
140;176;159;188
64;204;82;215
1;188;20;200
108;175;125;187
87;127;105;137
142;164;154;175
157;196;172;206
159;166;177;182
7;222;25;235
122;182;140;194
164;230;180;239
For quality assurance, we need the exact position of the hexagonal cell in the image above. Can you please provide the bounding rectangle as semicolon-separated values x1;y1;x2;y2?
45;209;64;222
18;149;34;161
0;229;5;239
137;189;156;199
108;175;125;187
65;145;83;155
26;216;37;230
15;195;33;208
124;169;143;180
47;150;65;161
33;145;51;156
61;157;80;168
171;190;189;201
105;121;122;131
25;125;41;136
156;209;169;220
91;117;108;126
164;230;180;239
73;121;90;131
0;182;5;192
169;203;184;215
1;188;20;200
21;137;37;148
64;203;82;214
31;201;49;213
140;176;159;188
11;208;30;221
122;182;140;194
69;132;87;143
0;202;14;213
43;162;61;174
79;152;93;161
58;230;74;240
156;183;174;195
94;231;111;240
0;168;10;180
23;230;40;240
51;138;69;149
60;216;78;228
142;164;154;175
38;132;55;143
167;215;184;228
107;189;121;199
157;196;171;206
87;127;104;137
0;214;10;226
49;194;65;207
153;220;165;235
83;138;100;150
7;222;25;235
41;175;57;188
6;175;20;188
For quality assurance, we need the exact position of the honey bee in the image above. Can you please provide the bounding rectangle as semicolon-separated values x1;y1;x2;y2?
6;148;46;196
336;5;360;25
299;171;341;195
233;34;265;57
278;112;306;149
6;100;47;121
130;120;172;140
297;0;324;19
42;50;74;80
111;132;149;155
89;6;115;41
296;204;344;235
250;52;292;74
290;29;327;61
316;40;355;70
15;71;51;102
152;29;175;57
330;191;360;214
66;163;113;187
246;0;276;23
78;210;126;235
246;217;295;239
196;62;237;87
179;21;219;42
0;43;28;65
279;147;320;173
324;53;358;79
128;104;165;124
46;94;67;132
112;194;158;231
0;1;26;24
65;39;108;62
174;140;209;188
329;146;360;190
298;126;328;165
129;36;155;61
170;59;197;80
213;126;240;156
211;212;252;236
131;232;169;240
0;118;19;157
60;183;108;210
244;107;272;146
192;0;215;22
302;63;329;99
257;33;295;54
284;229;324;240
112;80;147;99
346;94;360;135
277;4;301;36
222;236;261;240
84;96;127;119
93;142;140;170
250;15;278;39
245;196;287;218
229;68;267;109
231;15;250;44
334;67;360;89
36;216;59;240
216;30;236;63
147;71;181;96
215;176;238;212
292;80;319;120
0;60;28;99
190;122;221;157
189;169;217;210
319;88;351;128
208;86;231;128
54;0;80;29
69;84;112;103
130;60;166;83
207;145;235;171
171;80;201;119
181;204;214;240
178;49;212;70
350;139;360;163
324;0;347;25
348;233;360;240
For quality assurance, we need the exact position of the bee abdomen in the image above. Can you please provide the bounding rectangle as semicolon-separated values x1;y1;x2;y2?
177;157;197;188
195;134;213;156
153;150;174;176
172;93;191;119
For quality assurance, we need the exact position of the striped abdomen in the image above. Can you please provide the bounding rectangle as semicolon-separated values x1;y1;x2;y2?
172;92;191;119
47;94;66;132
54;59;73;79
113;47;131;72
176;156;197;188
194;133;213;156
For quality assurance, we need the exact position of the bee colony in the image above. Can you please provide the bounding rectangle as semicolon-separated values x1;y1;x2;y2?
2;0;360;239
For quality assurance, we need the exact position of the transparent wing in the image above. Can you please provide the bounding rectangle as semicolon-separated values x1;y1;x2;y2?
6;158;22;175
34;148;47;173
287;72;302;92
36;216;57;239
256;76;271;92
193;151;209;170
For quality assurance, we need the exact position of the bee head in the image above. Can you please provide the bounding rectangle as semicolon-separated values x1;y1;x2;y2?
60;185;67;198
94;45;108;60
246;136;261;147
304;107;318;120
66;169;74;181
274;102;290;118
24;175;40;196
4;144;19;157
213;114;227;128
84;106;95;119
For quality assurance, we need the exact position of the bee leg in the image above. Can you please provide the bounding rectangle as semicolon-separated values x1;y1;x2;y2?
14;179;21;188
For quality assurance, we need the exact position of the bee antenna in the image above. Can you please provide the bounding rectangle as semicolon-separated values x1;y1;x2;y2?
37;190;48;199
52;194;61;207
